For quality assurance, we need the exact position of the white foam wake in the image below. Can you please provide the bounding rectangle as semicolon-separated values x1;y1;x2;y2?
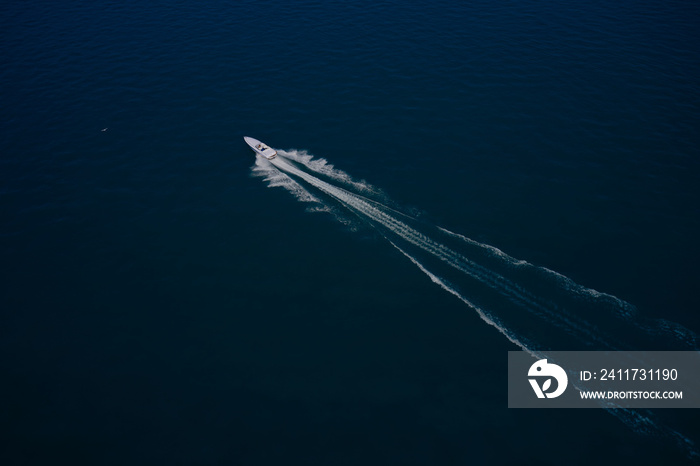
387;240;539;354
438;226;639;319
250;149;699;458
278;149;384;198
250;156;320;205
251;156;355;228
270;156;612;348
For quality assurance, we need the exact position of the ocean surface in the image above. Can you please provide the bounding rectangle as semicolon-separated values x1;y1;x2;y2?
2;1;700;465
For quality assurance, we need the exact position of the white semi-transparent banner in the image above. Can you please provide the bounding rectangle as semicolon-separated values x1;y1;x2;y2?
508;351;700;408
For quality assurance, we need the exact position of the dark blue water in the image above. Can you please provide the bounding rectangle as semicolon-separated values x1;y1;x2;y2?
2;1;700;464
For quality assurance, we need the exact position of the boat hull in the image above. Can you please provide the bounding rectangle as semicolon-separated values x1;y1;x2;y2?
244;136;277;160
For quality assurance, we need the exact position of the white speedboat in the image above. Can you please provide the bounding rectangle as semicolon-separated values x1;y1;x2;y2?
244;136;277;160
